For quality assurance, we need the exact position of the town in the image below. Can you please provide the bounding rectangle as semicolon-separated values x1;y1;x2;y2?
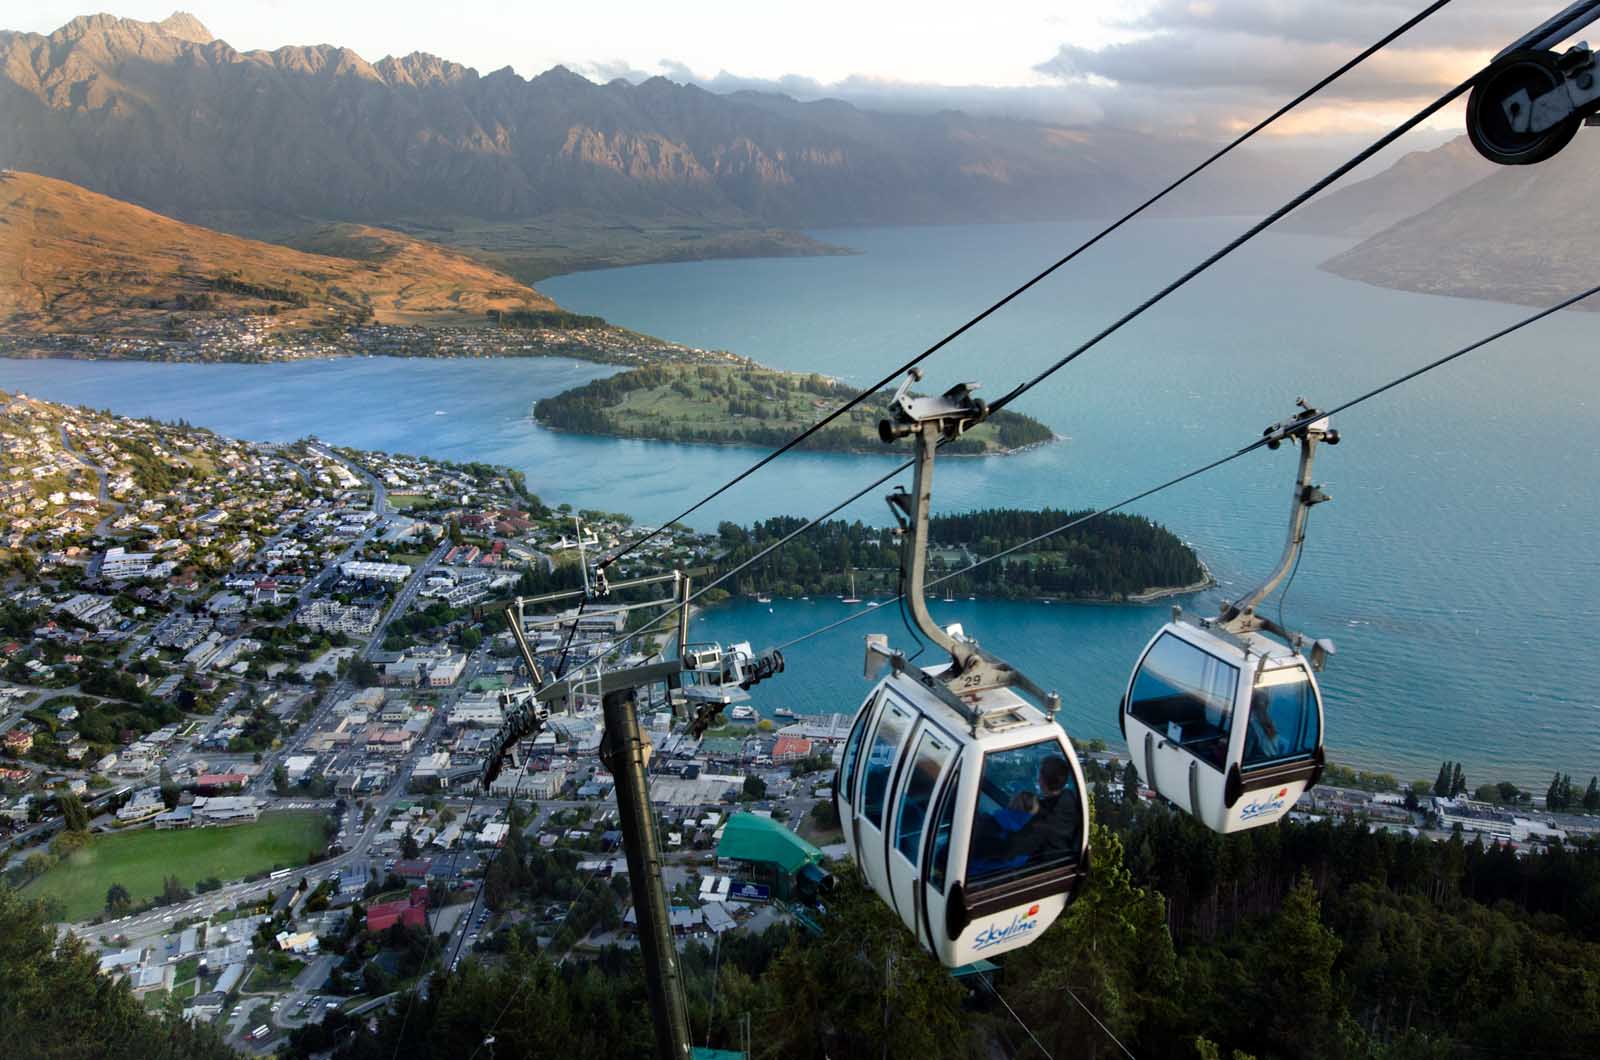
2;388;1597;1055
0;317;741;367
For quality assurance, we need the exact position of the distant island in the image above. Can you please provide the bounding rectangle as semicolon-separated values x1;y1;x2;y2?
533;363;1056;455
713;508;1209;601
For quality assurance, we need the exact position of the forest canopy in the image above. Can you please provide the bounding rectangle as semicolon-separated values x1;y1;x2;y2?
712;507;1208;600
533;363;1055;454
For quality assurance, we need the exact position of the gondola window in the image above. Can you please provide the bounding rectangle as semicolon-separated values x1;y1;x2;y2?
1130;632;1239;768
926;770;959;892
1243;666;1319;767
895;731;952;861
862;702;913;828
839;695;873;804
966;740;1083;886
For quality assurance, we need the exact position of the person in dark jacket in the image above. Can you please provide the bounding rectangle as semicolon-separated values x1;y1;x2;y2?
1013;755;1080;864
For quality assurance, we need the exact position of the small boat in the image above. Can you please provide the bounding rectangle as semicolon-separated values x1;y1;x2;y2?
729;705;757;722
774;707;799;720
755;593;772;604
842;572;861;605
433;410;447;416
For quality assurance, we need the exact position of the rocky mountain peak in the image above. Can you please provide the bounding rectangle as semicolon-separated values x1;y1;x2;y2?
157;11;212;44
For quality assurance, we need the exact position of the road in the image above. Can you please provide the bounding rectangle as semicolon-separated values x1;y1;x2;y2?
249;538;446;799
56;424;124;537
271;954;337;1030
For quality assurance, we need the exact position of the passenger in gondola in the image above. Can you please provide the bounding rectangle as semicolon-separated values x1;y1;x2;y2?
1014;755;1079;864
1245;689;1283;765
970;790;1037;870
997;790;1040;830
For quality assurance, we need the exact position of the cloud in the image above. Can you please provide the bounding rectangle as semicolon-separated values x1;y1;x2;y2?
570;59;1111;126
1120;0;1562;50
1035;34;1478;102
577;1;1577;141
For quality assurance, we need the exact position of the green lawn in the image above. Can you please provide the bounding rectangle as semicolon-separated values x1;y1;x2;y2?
24;811;328;922
244;953;304;993
387;495;429;510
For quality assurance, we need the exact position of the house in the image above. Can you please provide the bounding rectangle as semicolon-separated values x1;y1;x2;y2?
274;931;319;955
3;724;36;755
391;858;433;881
366;887;429;933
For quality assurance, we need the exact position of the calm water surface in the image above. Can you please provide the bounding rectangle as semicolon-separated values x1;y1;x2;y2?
3;218;1597;786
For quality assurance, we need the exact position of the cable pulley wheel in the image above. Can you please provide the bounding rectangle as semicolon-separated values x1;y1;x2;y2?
1467;49;1581;165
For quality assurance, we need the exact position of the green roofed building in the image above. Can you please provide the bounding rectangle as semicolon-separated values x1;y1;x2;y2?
715;812;832;902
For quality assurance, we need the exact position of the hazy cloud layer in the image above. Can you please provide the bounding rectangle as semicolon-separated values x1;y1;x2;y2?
1119;0;1561;49
582;2;1583;139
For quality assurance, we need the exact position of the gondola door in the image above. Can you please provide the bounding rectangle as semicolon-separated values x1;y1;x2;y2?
884;721;957;948
853;690;917;899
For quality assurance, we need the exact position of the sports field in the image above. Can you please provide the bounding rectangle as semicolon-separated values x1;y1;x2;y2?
25;811;328;922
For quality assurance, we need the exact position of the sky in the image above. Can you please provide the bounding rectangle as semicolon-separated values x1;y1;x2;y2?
11;1;1581;140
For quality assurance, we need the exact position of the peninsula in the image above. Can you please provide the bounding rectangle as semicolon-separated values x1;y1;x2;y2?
0;171;700;366
532;363;1056;455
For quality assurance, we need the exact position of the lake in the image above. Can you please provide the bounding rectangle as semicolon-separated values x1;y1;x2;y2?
4;217;1597;787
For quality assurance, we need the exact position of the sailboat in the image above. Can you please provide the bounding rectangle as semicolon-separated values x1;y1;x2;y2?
841;571;861;605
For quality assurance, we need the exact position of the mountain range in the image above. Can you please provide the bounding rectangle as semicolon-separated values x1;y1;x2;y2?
3;11;1596;310
0;12;1316;279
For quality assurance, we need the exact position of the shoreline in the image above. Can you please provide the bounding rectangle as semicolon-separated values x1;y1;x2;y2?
1125;555;1216;603
530;419;1052;458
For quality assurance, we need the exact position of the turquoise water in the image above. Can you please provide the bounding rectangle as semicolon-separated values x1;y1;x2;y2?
3;218;1598;785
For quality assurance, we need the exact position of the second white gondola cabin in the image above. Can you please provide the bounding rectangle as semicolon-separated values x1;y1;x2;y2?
1121;620;1325;832
836;666;1090;967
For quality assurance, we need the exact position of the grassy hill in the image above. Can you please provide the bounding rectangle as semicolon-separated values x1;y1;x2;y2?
533;363;1055;454
0;170;566;335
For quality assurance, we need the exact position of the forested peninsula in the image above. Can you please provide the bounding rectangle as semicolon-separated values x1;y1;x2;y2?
712;508;1209;600
533;363;1056;455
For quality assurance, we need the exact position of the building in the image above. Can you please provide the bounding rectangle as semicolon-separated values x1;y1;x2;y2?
392;858;433;881
116;785;166;825
366;887;429;933
283;756;318;783
447;695;503;727
153;805;195;828
3;726;35;755
195;773;248;793
412;751;451;787
296;599;380;636
340;561;412;583
100;547;155;580
366;728;414;756
715;812;832;902
191;795;261;825
771;735;815;763
274;931;319;955
1433;798;1568;844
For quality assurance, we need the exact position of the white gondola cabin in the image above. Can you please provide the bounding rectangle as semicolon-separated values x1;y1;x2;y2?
837;658;1089;967
1121;621;1324;832
833;370;1091;966
1120;401;1338;833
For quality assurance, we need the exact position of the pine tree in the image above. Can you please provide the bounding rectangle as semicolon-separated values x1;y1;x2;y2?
1548;773;1566;810
1451;762;1467;797
1585;776;1600;812
1434;762;1452;797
